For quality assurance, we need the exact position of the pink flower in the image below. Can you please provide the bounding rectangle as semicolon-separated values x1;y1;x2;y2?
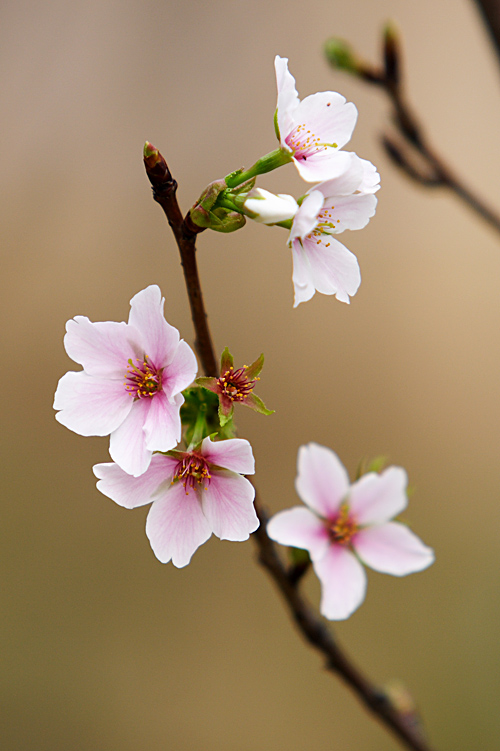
289;155;379;306
54;285;197;477
267;443;434;620
275;55;358;182
93;437;258;567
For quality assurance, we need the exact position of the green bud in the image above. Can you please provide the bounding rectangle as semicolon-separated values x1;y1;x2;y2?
324;38;361;75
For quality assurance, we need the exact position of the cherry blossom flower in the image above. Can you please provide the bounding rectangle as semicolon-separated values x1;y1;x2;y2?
196;348;273;426
288;155;379;306
93;436;258;567
243;187;298;224
267;443;434;620
54;285;197;477
275;55;358;182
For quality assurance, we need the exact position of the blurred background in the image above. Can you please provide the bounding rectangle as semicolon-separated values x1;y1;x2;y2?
2;0;500;749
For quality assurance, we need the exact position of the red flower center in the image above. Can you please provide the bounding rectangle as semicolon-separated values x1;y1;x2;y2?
125;356;162;399
329;503;358;546
174;453;212;493
217;366;256;403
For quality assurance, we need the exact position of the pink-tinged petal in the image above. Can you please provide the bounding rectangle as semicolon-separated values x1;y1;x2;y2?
301;235;360;304
321;193;377;233
349;467;408;525
201;436;255;475
289;191;323;243
295;443;350;519
201;471;258;541
162;339;198;397
312;153;364;197
145;483;212;567
64;317;142;378
354;522;434;576
358;157;381;194
291;239;316;307
294;148;353;183
143;391;183;453
267;507;329;561
93;455;177;509
54;371;132;436
128;285;180;368
313;545;367;620
109;399;152;477
293;91;357;151
275;55;300;144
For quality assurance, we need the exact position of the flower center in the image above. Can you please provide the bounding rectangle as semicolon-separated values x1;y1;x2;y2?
125;356;162;399
217;366;256;403
174;453;212;493
285;123;338;161
329;503;358;546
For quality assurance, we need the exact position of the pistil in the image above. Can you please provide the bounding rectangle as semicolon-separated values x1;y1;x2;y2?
125;356;162;399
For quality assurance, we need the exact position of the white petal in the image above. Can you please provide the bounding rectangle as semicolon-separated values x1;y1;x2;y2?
201;471;259;541
162;339;198;397
109;399;152;476
295;443;350;518
291;239;316;307
64;317;142;378
267;507;329;561
93;455;177;509
275;55;300;143
321;193;377;233
146;483;212;567
289;191;324;242
128;285;180;368
357;157;381;194
143;391;182;453
313;545;367;620
54;371;132;436
294;149;353;183
311;153;364;197
302;235;361;303
354;522;434;575
293;91;358;151
201;437;255;475
349;467;408;525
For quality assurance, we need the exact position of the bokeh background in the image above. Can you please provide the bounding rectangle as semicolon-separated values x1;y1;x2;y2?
2;0;500;749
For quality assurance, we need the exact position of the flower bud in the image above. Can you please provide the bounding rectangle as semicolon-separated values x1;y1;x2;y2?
241;188;298;224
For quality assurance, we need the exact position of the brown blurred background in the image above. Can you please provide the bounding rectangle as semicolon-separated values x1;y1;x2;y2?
2;0;500;749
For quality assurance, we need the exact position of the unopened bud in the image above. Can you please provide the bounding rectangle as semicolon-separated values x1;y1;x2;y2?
324;38;361;75
241;188;299;224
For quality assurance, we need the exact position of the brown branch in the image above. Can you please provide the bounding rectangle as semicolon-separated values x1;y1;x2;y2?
337;27;500;236
473;0;500;68
143;143;218;378
144;144;436;751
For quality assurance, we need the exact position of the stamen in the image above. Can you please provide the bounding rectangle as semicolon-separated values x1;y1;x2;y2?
329;503;358;546
216;365;255;403
124;355;162;399
174;453;212;494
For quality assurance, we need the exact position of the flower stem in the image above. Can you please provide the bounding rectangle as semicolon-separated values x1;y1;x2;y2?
225;148;292;189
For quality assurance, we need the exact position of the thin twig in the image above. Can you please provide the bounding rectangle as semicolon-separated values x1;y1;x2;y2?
473;0;500;67
351;28;500;236
144;145;436;751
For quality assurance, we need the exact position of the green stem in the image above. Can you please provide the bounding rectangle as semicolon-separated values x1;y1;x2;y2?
187;405;208;451
225;148;292;189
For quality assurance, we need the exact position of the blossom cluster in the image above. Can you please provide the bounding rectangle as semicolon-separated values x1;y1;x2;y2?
54;285;260;567
199;56;380;307
53;57;433;622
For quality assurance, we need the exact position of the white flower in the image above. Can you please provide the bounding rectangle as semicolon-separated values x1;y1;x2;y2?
289;155;379;306
267;443;434;620
94;437;258;567
54;286;197;477
244;187;298;224
275;55;358;183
